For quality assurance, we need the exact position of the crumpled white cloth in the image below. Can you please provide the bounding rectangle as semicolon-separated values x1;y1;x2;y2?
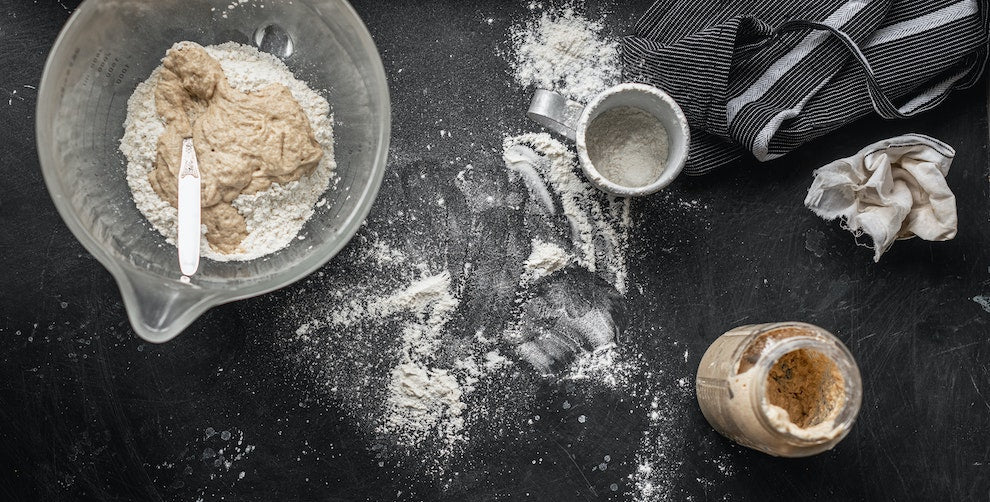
804;134;957;262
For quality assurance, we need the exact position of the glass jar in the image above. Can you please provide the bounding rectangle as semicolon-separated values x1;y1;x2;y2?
695;322;862;457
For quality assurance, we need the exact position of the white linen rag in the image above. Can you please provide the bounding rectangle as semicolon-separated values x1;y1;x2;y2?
804;134;957;262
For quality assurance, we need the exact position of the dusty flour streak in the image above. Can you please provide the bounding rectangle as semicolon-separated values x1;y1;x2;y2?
502;133;628;294
274;5;706;494
292;262;524;468
298;270;469;451
631;399;677;501
376;272;467;449
564;344;633;389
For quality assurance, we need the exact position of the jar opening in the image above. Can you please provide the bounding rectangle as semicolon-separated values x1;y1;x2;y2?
765;348;845;429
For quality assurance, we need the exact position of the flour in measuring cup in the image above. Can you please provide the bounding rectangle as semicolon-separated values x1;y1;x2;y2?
585;106;669;188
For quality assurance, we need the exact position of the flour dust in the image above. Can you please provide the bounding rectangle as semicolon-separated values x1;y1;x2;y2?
508;4;621;102
274;3;701;499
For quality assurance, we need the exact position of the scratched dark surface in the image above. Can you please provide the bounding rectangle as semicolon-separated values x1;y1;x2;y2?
2;0;990;501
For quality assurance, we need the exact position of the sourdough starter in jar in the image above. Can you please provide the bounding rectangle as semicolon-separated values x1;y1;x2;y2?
695;322;862;457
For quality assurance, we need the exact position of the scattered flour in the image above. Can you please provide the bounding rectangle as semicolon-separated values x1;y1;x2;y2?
509;6;621;102
376;272;466;448
564;344;634;389
385;363;466;447
277;4;696;496
625;353;702;502
321;270;458;334
294;266;521;466
366;240;408;266
499;132;633;377
503;133;630;294
973;295;990;313
285;134;636;469
522;238;572;284
482;349;511;371
120;42;335;261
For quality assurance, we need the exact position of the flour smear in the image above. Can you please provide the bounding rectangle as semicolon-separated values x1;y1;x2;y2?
276;4;700;500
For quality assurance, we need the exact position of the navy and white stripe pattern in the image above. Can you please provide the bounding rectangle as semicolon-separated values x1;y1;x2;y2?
622;0;988;175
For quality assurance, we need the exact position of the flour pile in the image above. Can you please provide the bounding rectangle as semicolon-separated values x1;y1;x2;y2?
282;131;634;472
282;2;640;476
586;106;670;188
509;6;620;102
120;42;335;261
288;245;521;474
373;272;466;448
521;238;572;285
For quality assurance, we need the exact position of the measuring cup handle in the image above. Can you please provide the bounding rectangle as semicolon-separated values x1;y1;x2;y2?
526;89;586;141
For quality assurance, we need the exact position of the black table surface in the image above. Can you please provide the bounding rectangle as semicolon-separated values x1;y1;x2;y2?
2;1;990;501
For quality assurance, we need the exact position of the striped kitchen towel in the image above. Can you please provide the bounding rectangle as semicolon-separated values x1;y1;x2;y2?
622;0;988;175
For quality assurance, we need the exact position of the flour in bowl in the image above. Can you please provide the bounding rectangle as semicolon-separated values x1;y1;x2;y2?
120;41;335;261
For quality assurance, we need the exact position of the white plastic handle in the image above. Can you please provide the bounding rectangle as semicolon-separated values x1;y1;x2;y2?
177;138;201;277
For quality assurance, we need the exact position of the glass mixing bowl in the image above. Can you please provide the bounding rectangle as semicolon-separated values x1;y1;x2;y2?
36;0;390;343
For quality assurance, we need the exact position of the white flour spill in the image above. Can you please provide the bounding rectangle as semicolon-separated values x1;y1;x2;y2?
522;238;572;285
120;42;335;261
385;363;466;444
376;272;466;449
507;284;619;374
284;130;635;474
288;256;529;473
275;4;699;497
509;6;621;102
503;133;630;294
564;344;634;388
631;389;682;501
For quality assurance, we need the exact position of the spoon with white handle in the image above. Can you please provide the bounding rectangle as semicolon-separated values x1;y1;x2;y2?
177;137;201;277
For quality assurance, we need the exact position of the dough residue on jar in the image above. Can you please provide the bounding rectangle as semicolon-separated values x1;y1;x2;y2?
766;348;845;429
737;326;805;374
150;42;323;254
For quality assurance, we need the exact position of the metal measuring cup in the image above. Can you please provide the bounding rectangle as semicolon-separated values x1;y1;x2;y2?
527;83;690;197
